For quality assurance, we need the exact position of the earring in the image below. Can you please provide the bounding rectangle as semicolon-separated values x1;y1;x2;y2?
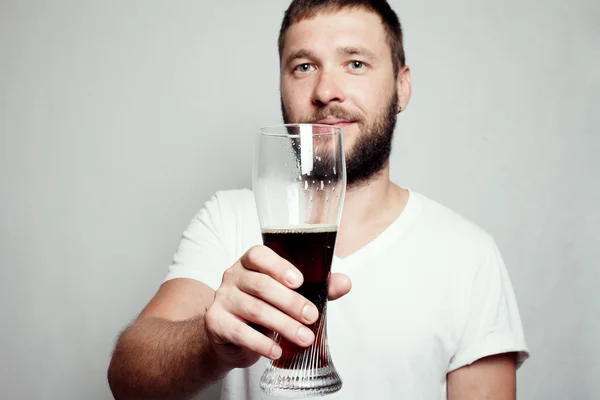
398;106;402;114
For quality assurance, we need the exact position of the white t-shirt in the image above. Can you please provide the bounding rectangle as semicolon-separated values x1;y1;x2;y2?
165;188;530;400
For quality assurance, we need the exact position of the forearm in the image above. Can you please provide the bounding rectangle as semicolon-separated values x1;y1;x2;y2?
108;315;229;400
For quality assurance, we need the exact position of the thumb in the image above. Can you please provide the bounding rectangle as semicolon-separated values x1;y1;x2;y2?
327;273;352;301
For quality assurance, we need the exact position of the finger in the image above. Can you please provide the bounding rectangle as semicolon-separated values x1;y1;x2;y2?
248;322;272;338
219;313;282;360
240;246;303;289
233;290;315;348
327;273;352;301
238;270;319;325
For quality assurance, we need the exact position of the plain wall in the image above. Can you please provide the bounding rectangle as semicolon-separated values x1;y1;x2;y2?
0;0;598;399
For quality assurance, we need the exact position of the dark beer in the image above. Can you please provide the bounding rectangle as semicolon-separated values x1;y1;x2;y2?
261;225;337;370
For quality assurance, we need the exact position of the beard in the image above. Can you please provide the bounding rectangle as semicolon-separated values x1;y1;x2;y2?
281;91;398;187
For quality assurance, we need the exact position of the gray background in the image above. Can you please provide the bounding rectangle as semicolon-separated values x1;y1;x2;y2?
1;0;598;399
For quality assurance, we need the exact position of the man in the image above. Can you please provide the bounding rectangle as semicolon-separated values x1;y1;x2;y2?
108;1;529;399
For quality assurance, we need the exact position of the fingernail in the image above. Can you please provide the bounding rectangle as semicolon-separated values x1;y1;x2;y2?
285;270;299;285
297;327;314;344
302;304;318;322
271;345;282;359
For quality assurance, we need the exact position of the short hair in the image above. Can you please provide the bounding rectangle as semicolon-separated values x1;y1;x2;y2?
278;0;406;75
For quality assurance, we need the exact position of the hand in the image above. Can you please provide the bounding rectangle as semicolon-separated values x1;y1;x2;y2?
203;245;351;369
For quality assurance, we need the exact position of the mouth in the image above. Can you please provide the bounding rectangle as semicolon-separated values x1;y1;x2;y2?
312;117;356;127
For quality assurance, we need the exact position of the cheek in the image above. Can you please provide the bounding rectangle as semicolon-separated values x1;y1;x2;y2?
343;79;377;116
348;75;392;115
282;81;312;117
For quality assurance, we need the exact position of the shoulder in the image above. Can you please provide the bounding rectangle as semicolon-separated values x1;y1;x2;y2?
211;188;255;206
408;190;498;261
200;187;258;227
203;188;257;220
203;188;261;250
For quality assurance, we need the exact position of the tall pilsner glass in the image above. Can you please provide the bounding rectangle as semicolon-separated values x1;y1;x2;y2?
253;124;346;397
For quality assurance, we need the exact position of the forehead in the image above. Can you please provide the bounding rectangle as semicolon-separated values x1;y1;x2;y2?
282;8;389;60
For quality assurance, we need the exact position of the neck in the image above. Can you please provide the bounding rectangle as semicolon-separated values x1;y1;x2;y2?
335;162;409;258
341;161;398;225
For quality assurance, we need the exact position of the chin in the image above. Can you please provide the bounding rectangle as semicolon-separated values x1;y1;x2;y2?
340;124;359;145
343;140;358;158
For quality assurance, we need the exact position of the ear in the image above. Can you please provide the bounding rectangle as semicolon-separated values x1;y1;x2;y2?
396;65;412;113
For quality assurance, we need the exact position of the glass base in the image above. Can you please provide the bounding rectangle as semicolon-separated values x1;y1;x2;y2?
259;364;342;397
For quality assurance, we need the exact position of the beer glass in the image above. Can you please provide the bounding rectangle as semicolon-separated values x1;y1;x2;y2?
253;124;346;397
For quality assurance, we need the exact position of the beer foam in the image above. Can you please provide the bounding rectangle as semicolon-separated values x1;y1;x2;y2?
262;224;337;234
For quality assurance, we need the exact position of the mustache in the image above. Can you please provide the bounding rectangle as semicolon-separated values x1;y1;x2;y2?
297;106;364;124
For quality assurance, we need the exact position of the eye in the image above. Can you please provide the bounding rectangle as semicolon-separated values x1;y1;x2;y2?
348;61;366;70
294;63;315;73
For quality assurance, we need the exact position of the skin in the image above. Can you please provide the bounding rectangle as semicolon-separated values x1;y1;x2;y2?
279;9;412;258
107;8;517;400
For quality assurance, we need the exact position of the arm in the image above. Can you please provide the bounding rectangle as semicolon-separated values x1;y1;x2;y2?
107;247;352;400
447;353;517;400
447;237;529;400
107;278;225;400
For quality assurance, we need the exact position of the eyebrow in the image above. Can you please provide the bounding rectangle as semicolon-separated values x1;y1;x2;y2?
337;46;377;60
285;49;317;66
284;46;377;66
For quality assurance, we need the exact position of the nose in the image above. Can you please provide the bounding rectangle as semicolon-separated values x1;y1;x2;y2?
312;70;345;107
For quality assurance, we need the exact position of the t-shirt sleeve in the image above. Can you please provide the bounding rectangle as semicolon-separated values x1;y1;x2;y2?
163;193;232;290
448;237;530;372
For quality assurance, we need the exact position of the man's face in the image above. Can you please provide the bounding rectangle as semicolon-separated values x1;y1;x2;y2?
280;8;405;186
